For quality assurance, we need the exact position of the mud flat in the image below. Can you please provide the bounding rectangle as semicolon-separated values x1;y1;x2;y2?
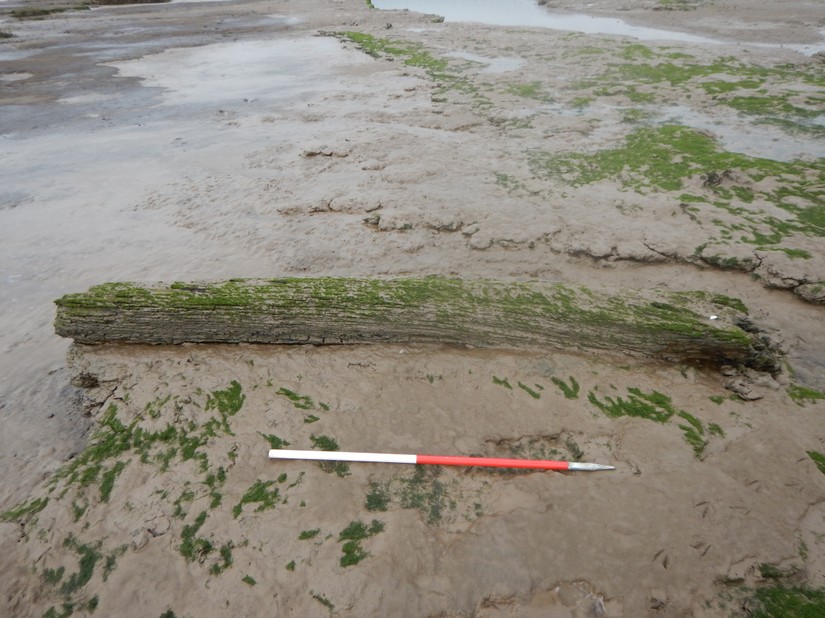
2;0;825;616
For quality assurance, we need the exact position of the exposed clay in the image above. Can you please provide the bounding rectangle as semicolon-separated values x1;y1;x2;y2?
1;0;824;616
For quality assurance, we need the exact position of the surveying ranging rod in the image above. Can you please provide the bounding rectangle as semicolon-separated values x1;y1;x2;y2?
268;449;614;471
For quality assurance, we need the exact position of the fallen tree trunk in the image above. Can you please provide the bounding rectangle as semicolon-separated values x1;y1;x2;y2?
54;277;778;370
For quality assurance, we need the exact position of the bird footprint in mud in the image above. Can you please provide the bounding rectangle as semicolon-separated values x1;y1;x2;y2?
729;504;752;516
694;500;715;519
747;479;763;493
785;480;805;494
652;549;670;569
690;540;712;558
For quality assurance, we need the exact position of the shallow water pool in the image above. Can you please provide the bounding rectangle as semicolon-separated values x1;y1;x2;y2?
374;0;718;43
374;0;825;54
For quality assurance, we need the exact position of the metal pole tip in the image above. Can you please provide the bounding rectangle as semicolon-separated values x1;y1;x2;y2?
568;462;616;471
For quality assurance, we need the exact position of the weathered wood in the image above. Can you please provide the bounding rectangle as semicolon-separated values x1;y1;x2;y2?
54;277;777;369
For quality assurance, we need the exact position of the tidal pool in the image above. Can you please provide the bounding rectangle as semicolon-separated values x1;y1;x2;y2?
658;105;825;162
375;0;825;54
108;37;365;107
375;0;719;43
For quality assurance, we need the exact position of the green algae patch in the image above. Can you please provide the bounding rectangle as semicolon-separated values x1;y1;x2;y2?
506;81;553;102
747;585;825;617
398;466;452;524
338;520;385;567
49;404;137;490
589;387;712;457
11;5;91;19
55;277;772;370
551;376;580;399
39;535;126;616
789;384;825;406
493;376;513;390
45;382;246;516
570;49;825;162
656;0;701;11
99;461;128;503
530;125;825;248
232;478;286;519
572;53;775;103
807;451;825;476
530;124;816;195
310;434;349;477
337;32;453;84
588;387;678;423
726;93;823;120
1;496;49;522
332;32;491;106
260;433;290;450
576;49;824;111
517;381;542;399
609;56;771;89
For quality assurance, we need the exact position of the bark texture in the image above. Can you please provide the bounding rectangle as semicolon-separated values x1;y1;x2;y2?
54;277;778;369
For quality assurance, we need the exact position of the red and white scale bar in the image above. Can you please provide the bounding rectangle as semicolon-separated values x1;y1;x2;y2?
268;449;615;471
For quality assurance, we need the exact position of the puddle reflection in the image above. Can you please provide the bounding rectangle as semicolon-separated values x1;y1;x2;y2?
375;0;825;54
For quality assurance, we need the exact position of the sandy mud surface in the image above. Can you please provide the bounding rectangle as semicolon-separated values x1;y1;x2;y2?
1;0;824;616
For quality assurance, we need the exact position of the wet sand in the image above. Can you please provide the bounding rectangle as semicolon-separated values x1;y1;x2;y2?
1;0;825;615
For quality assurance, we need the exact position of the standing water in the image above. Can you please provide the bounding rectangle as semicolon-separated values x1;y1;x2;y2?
373;0;825;54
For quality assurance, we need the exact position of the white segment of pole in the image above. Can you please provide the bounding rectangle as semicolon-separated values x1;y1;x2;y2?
268;449;417;465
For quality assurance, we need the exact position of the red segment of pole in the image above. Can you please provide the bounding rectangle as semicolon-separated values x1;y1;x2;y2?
416;454;570;470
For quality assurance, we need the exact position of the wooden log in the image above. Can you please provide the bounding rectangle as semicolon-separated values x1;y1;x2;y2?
54;277;777;370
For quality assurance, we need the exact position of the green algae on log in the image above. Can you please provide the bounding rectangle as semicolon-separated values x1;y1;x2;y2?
54;278;776;370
